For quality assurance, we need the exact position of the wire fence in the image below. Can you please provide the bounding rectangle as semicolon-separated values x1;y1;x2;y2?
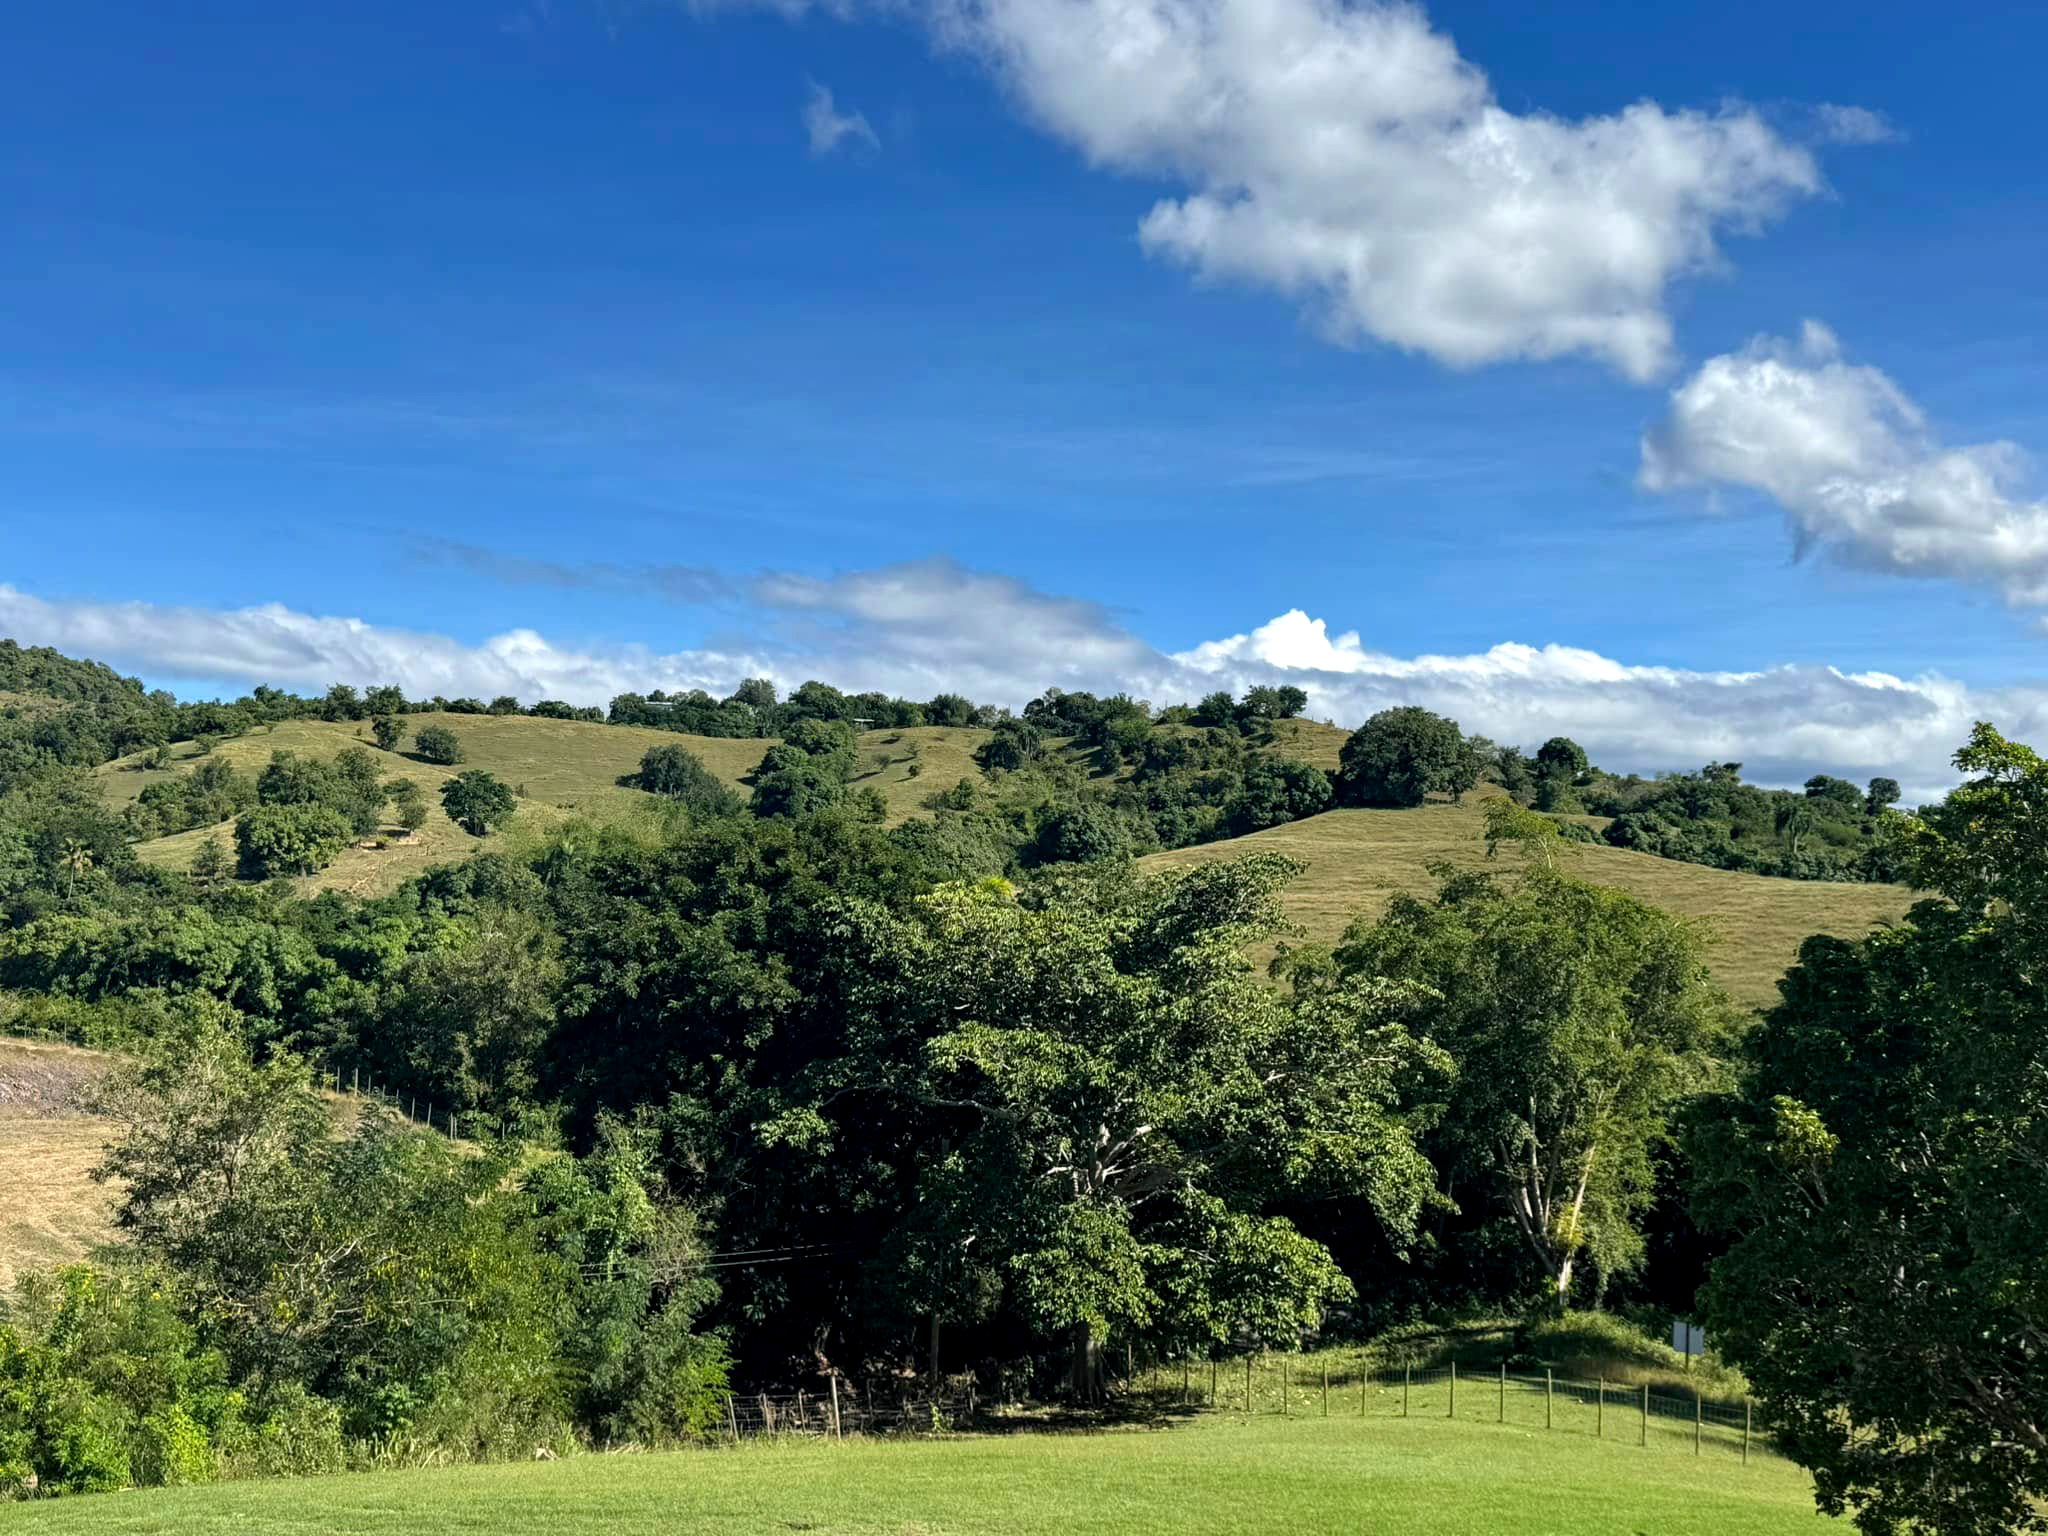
1129;1355;1767;1463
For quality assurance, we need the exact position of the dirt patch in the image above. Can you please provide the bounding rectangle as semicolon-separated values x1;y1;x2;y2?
0;1036;116;1117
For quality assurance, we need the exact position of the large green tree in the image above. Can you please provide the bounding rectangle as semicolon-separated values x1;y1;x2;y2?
1689;723;2048;1536
832;856;1448;1396
1335;707;1470;808
1335;863;1728;1303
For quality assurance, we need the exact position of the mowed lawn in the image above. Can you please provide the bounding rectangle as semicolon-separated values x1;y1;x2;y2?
1141;798;1913;1011
8;1414;1836;1536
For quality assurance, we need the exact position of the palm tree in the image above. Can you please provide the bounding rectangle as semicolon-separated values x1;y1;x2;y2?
60;839;94;898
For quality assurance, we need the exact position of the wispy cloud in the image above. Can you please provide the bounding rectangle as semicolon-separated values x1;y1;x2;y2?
1814;103;1903;145
803;79;879;156
410;537;733;604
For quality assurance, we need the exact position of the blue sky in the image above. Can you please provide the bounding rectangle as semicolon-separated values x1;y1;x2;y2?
4;0;2047;793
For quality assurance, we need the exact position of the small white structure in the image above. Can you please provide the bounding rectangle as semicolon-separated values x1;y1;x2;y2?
1672;1320;1707;1360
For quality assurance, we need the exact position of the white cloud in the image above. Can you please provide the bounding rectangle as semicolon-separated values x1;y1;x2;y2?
758;0;1826;379
1641;323;2048;605
1814;103;1900;145
803;79;880;155
4;563;2030;802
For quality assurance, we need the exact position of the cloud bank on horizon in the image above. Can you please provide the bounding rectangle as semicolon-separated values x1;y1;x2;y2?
0;564;2025;804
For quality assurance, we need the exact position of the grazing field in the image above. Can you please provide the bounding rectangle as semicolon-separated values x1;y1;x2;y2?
1141;797;1913;1010
9;1412;1834;1536
0;1036;116;1290
104;717;999;898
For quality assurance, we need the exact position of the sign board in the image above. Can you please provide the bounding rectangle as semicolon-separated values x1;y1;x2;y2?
1671;1321;1706;1359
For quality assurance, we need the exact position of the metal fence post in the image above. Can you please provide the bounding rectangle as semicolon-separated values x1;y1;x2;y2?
1498;1361;1506;1423
1742;1399;1751;1464
1545;1369;1553;1430
1640;1382;1649;1447
1183;1359;1190;1406
1322;1363;1329;1418
1403;1365;1410;1418
1695;1388;1703;1456
1361;1366;1370;1417
1282;1359;1289;1415
1597;1377;1605;1439
1448;1360;1456;1420
831;1375;842;1439
1246;1355;1253;1414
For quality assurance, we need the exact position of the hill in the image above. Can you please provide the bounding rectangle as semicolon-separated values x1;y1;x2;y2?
1139;795;1913;1010
13;1411;1832;1535
98;716;1000;898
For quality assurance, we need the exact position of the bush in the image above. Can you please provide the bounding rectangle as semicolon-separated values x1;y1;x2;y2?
412;726;464;765
440;770;517;836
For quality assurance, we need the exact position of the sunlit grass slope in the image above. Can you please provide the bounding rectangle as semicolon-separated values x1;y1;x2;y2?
1140;797;1913;1010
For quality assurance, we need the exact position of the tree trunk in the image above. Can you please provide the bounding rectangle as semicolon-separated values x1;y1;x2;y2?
1068;1321;1104;1402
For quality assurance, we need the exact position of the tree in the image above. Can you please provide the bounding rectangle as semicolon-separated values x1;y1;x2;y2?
369;715;405;753
189;836;228;884
487;695;521;716
1223;757;1333;836
1335;707;1469;808
60;838;94;898
727;677;777;714
411;726;463;765
1190;691;1238;729
925;693;976;728
1033;802;1130;865
386;778;428;833
838;857;1447;1397
634;745;740;817
233;804;353;878
362;685;406;717
1337;865;1726;1302
1803;774;1863;810
1535;737;1589;781
318;684;362;722
1494;746;1534;803
439;770;516;837
1864;775;1901;815
1689;724;2048;1536
974;718;1043;774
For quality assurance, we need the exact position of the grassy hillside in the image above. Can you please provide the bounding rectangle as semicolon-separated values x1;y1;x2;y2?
14;1411;1832;1535
0;1036;117;1291
1140;795;1912;1010
101;717;999;898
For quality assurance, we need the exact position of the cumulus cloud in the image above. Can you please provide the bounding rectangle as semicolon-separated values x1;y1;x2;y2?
803;79;880;155
3;563;2030;801
1641;322;2048;605
752;0;1826;378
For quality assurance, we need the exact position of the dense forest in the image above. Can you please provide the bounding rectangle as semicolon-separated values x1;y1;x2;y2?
3;641;2041;1536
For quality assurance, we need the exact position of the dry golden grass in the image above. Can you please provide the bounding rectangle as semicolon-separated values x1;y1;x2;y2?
0;1037;118;1292
1139;795;1913;1011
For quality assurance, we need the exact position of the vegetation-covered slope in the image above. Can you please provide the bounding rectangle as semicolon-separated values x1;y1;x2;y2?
1139;797;1913;1009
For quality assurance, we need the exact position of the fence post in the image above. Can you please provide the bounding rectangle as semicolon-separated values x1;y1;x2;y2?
1742;1399;1751;1464
1640;1383;1649;1447
1282;1359;1289;1415
1322;1363;1329;1418
1403;1365;1410;1418
726;1395;738;1441
353;1065;359;1093
1246;1355;1253;1414
831;1375;842;1439
1448;1360;1456;1420
1695;1389;1703;1456
451;1111;458;1141
1211;1359;1217;1407
761;1393;773;1436
1498;1361;1506;1424
1546;1369;1553;1430
1361;1366;1370;1417
1597;1377;1605;1439
1184;1359;1190;1406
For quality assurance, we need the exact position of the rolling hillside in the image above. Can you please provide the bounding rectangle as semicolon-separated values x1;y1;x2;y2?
0;1036;117;1291
1139;796;1914;1010
99;716;1001;898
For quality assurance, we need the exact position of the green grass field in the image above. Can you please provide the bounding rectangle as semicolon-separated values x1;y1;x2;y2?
7;1413;1835;1535
1140;795;1913;1010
